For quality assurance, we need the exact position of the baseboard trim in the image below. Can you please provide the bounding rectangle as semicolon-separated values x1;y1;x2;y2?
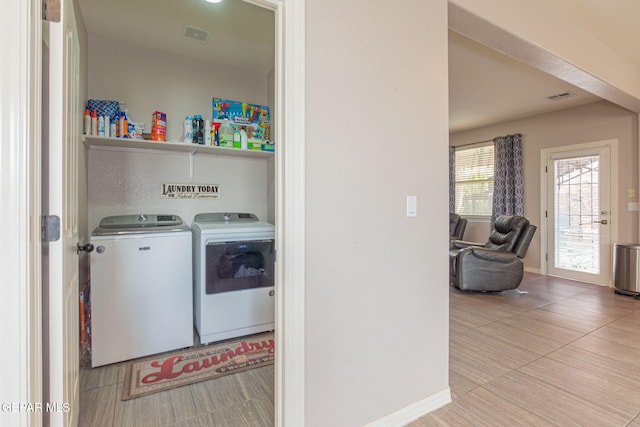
524;266;541;274
364;387;451;427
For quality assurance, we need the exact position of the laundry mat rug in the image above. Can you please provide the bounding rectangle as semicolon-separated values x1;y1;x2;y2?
122;332;274;400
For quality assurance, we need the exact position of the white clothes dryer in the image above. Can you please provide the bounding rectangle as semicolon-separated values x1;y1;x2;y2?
192;212;275;344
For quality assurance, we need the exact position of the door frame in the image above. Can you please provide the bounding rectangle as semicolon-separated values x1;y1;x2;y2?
6;0;306;426
1;1;43;426
274;1;306;424
540;139;619;286
244;0;306;424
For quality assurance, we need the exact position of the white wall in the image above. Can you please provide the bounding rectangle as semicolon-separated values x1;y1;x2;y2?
451;101;639;271
85;35;275;230
87;149;269;230
305;1;450;426
88;36;269;142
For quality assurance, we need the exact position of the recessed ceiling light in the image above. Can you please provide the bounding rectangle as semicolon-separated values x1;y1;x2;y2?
206;0;222;3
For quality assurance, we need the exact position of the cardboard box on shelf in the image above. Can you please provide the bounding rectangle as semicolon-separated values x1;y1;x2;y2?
151;110;166;141
212;98;271;150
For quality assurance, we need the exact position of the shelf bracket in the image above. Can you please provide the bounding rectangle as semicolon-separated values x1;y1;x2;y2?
189;150;196;182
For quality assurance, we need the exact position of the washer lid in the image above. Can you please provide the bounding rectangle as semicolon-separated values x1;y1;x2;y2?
93;214;189;235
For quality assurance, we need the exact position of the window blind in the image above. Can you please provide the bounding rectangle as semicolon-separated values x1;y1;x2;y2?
454;143;494;216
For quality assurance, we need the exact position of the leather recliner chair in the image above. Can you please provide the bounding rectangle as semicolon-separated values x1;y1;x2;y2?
450;212;468;241
449;215;537;292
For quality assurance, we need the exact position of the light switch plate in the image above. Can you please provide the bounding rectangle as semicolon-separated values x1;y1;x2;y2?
406;195;417;217
629;202;639;211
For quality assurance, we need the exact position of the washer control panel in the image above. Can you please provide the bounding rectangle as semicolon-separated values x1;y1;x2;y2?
92;214;189;237
193;212;259;223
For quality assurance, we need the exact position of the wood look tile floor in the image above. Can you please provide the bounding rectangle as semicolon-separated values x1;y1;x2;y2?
412;273;640;427
78;340;274;427
80;273;640;426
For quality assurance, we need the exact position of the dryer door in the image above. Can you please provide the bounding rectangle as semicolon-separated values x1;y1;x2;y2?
205;239;275;294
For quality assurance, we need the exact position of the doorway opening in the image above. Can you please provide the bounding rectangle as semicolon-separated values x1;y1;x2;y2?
74;0;289;425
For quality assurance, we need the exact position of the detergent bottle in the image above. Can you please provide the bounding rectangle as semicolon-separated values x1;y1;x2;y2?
218;119;234;148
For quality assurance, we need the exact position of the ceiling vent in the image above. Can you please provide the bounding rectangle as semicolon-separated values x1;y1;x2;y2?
546;91;576;101
182;25;210;43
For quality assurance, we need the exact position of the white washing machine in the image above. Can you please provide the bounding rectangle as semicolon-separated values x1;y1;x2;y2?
192;212;275;344
90;214;193;367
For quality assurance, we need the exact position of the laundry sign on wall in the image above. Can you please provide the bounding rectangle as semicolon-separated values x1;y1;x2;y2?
161;183;220;199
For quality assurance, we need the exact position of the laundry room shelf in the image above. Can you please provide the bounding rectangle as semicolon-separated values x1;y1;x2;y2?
83;136;274;158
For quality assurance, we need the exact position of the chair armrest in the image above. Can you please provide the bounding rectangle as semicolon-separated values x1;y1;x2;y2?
468;247;518;263
450;240;484;250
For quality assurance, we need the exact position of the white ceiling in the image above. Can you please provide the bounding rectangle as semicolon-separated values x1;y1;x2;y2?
538;0;640;71
448;31;602;133
77;0;639;134
77;0;275;74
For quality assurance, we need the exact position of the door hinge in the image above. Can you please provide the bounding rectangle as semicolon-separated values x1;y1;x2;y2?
42;215;60;242
546;253;548;261
545;211;548;218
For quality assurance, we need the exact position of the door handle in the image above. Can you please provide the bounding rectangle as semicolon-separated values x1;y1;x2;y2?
593;220;608;225
77;243;95;254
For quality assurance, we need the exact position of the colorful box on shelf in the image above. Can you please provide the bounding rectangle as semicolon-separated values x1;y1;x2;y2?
212;98;271;150
151;110;166;141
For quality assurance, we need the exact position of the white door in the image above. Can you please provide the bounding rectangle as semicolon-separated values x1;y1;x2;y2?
544;142;614;286
48;0;81;425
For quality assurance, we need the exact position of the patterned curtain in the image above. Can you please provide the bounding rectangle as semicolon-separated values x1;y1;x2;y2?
492;133;524;221
449;145;455;212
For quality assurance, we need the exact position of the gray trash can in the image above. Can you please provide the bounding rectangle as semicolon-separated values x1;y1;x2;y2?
613;243;640;295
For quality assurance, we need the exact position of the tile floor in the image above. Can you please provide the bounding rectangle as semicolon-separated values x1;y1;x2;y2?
78;343;274;426
411;273;640;426
79;273;640;426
